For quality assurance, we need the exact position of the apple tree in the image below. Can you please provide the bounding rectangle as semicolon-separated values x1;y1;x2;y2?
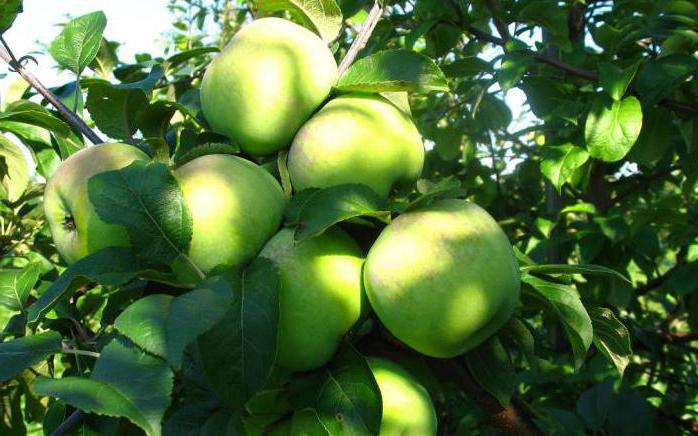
0;0;697;435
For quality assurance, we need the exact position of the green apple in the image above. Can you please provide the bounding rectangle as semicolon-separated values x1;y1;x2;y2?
44;143;150;264
364;199;520;357
287;93;424;197
172;154;286;283
368;357;437;436
260;227;364;372
200;17;338;156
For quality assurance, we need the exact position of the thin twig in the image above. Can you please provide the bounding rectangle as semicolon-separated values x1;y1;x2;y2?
61;343;101;359
464;26;698;116
0;38;103;145
337;1;385;76
50;410;86;436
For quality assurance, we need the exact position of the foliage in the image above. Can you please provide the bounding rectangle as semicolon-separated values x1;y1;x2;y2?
0;0;697;435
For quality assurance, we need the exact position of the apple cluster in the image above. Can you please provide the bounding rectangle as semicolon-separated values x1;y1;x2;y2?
44;17;520;435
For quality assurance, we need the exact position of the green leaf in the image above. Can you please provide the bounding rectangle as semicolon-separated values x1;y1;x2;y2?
408;177;463;211
521;263;631;284
289;343;382;434
48;11;107;75
635;54;698;105
336;49;449;94
522;274;593;369
0;261;41;311
173;142;240;167
441;56;493;78
89;37;119;77
575;378;614;430
33;338;173;436
198;258;280;410
0;0;22;33
256;0;343;42
86;81;149;140
88;160;196;274
585;95;643;162
599;61;640;101
27;247;165;324
520;0;570;50
292;184;390;242
0;100;71;136
0;133;29;202
498;53;531;92
540;144;589;193
166;46;219;70
0;332;62;381
589;307;632;376
629;106;675;165
115;276;233;369
114;65;164;94
464;336;516;407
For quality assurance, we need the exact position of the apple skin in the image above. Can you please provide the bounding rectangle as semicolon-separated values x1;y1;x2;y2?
44;143;150;265
368;357;437;436
200;17;338;156
260;227;364;372
172;154;285;283
287;93;425;198
363;199;520;358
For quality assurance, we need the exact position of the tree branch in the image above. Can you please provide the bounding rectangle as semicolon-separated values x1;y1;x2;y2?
484;0;511;41
635;264;680;296
464;27;698;116
50;410;85;436
337;1;385;76
0;37;103;145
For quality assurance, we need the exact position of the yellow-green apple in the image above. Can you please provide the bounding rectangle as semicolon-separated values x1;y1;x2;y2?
44;143;150;264
260;227;364;371
363;199;520;357
287;93;424;197
368;357;437;435
200;17;338;156
172;154;285;283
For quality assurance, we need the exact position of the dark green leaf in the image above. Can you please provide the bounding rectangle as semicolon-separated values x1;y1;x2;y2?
256;0;343;42
0;332;61;381
88;160;196;274
293;184;390;242
575;378;613;430
635;55;698;105
289;343;382;434
86;81;149;139
498;53;531;92
115;276;233;368
521;263;631;284
464;336;516;407
173;142;240;167
589;307;632;376
441;56;492;78
166;46;219;70
585;95;643;162
48;11;107;75
114;65;164;94
520;0;570;50
198;258;280;410
607;389;656;436
522;274;593;369
336;49;449;93
33;338;173;436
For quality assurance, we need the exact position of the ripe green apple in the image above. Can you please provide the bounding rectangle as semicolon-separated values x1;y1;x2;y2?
172;154;286;283
287;93;425;198
364;199;520;357
44;142;150;265
260;227;364;372
368;357;437;435
200;17;338;156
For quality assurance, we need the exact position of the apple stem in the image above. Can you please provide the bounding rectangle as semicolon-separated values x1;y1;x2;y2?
0;36;104;145
337;1;385;77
